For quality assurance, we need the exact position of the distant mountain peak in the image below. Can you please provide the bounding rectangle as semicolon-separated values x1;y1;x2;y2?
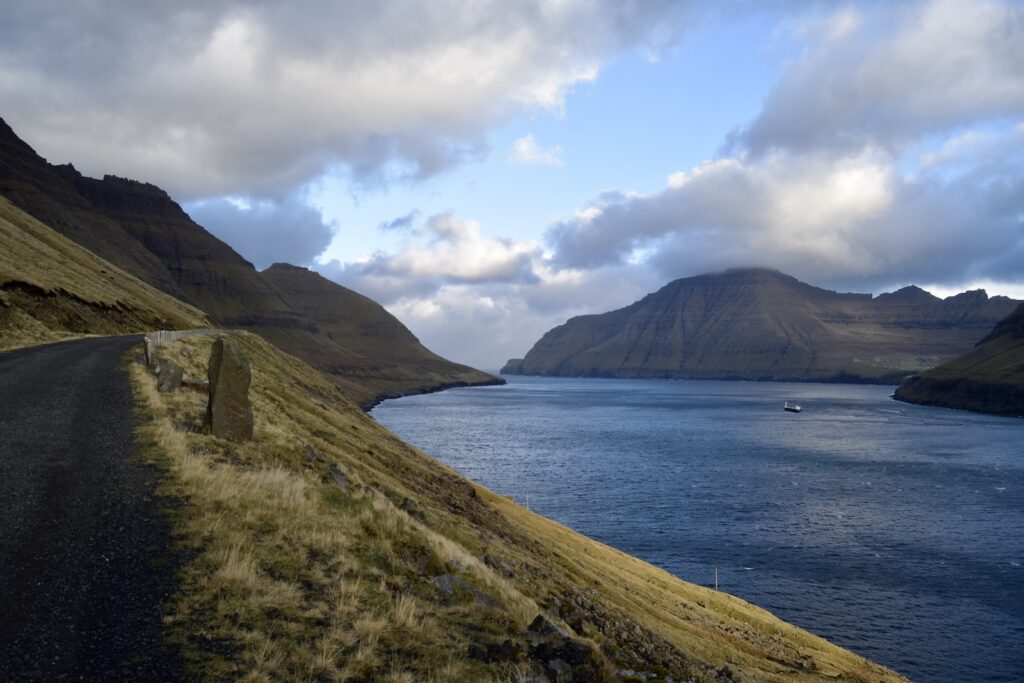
875;285;939;304
946;288;989;302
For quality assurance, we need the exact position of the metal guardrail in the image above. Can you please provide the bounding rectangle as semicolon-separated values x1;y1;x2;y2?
143;328;224;366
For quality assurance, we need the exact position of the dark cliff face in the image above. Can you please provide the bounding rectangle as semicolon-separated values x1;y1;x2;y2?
70;172;299;326
505;269;1021;384
895;303;1024;416
0;121;187;299
0;117;500;406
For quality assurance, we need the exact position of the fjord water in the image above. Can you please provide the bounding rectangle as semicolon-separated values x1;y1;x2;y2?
373;376;1024;682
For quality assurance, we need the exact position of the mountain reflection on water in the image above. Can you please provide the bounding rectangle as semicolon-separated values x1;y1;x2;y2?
373;376;1024;683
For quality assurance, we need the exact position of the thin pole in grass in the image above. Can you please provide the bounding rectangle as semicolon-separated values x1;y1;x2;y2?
714;566;718;591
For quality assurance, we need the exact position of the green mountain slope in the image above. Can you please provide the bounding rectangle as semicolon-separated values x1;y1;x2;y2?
0;197;208;349
504;269;1019;383
0;117;499;405
895;303;1024;416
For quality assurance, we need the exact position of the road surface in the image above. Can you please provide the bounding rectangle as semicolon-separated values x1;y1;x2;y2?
0;335;182;680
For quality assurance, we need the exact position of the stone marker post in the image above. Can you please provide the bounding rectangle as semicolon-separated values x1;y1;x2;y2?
204;338;254;441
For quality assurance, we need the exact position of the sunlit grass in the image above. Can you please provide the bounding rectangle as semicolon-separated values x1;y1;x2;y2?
0;197;207;350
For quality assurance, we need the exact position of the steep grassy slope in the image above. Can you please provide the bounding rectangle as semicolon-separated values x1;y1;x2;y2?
0;197;208;350
135;332;906;682
895;303;1024;416
505;269;1019;384
0;117;499;406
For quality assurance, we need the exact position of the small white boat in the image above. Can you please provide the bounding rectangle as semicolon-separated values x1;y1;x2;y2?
783;401;802;413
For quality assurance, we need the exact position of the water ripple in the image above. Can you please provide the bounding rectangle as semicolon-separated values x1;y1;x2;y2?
373;376;1024;683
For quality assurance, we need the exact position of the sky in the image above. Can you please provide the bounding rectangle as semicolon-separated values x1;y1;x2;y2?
2;0;1023;368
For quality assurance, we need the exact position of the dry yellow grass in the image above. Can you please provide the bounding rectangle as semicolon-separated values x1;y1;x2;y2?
132;331;908;682
0;197;208;349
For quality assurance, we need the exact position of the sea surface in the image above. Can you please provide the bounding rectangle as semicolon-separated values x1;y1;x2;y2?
372;376;1024;683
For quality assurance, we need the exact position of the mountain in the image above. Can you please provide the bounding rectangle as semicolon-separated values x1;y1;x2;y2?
0;117;499;406
0;196;209;350
503;268;1020;383
895;303;1024;416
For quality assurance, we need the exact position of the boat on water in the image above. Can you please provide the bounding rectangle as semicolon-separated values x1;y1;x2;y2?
783;401;802;413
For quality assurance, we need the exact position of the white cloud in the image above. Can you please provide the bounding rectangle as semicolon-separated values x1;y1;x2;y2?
666;171;690;188
508;134;565;166
739;0;1024;155
550;148;902;272
390;214;541;282
783;5;864;45
362;261;655;369
551;129;1024;290
322;212;542;304
0;1;690;200
918;280;1024;301
548;0;1024;293
918;130;991;168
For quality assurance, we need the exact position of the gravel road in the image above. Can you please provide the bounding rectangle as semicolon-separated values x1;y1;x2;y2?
0;335;183;680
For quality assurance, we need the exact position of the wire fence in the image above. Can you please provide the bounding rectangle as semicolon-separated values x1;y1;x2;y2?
143;328;225;365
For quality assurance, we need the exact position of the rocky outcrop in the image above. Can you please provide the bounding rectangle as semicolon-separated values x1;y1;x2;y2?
895;303;1024;416
204;338;253;441
501;358;525;374
505;269;1020;384
154;358;183;393
0;117;501;406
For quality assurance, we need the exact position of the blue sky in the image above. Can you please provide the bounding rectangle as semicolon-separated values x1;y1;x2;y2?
311;12;788;263
3;1;1023;367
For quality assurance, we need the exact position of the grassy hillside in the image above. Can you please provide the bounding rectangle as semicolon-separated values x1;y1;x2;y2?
134;331;907;682
895;303;1024;416
0;197;208;350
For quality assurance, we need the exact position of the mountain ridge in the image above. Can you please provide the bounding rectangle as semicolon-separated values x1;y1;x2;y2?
503;268;1020;383
0;117;500;406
